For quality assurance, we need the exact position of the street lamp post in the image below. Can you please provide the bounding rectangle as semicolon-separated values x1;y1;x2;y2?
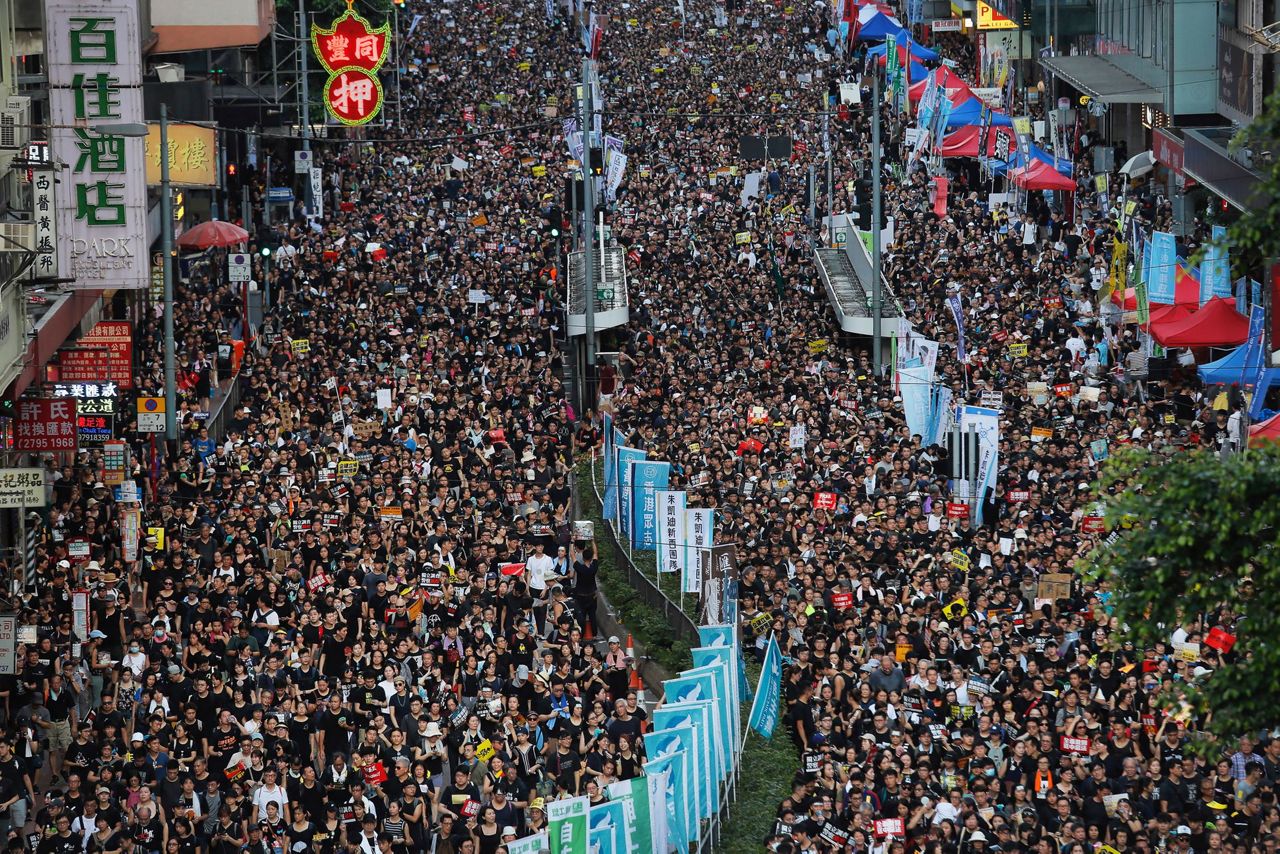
160;105;177;441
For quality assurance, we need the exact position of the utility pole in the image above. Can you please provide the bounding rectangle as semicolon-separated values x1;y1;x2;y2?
581;59;597;409
160;104;177;442
299;0;314;218
824;94;834;245
871;70;883;377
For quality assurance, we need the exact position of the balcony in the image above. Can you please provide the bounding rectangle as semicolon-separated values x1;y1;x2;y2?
150;0;275;53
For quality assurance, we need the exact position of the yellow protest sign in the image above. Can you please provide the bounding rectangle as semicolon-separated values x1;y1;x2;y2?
807;339;829;354
734;231;752;245
147;527;165;551
291;339;310;354
336;460;359;477
942;598;968;620
1007;341;1029;358
516;61;531;72
531;165;547;178
476;739;496;762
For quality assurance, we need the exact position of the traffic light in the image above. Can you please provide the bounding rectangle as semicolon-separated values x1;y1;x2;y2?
854;178;872;206
227;162;237;178
855;202;872;230
545;206;563;238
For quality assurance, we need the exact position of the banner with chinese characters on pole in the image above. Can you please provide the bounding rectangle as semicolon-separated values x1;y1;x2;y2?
311;1;391;126
45;0;149;290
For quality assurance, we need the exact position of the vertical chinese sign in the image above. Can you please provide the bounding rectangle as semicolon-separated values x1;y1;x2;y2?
45;0;148;290
311;2;391;126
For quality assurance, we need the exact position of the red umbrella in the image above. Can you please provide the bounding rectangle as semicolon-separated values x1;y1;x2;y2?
176;220;250;250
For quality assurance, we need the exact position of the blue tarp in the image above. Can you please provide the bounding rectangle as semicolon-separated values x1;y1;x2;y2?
1199;340;1280;386
857;12;905;40
944;97;1014;129
983;142;1073;177
865;34;940;61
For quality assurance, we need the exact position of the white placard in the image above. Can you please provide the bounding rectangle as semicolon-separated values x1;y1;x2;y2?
376;388;393;410
0;469;44;508
789;424;807;449
467;289;489;304
683;508;714;594
309;167;324;219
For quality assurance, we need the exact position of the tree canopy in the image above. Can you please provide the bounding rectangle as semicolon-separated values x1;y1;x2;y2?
1087;444;1280;744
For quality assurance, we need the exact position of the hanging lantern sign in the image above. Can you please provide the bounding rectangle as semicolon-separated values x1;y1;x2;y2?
311;0;391;126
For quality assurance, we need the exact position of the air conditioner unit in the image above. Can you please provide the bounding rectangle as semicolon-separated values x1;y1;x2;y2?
0;96;31;151
0;222;34;252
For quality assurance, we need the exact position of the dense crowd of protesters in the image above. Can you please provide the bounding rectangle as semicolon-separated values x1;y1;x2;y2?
7;0;1265;850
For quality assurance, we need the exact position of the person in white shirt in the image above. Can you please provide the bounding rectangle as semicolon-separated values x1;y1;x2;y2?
251;767;289;823
525;542;555;634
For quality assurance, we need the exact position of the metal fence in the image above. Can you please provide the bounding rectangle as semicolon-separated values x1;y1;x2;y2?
583;452;741;853
586;454;699;647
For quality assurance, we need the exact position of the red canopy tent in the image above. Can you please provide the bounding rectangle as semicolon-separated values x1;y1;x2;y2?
1111;287;1137;311
938;125;1003;158
1152;296;1249;348
1145;302;1196;335
908;67;973;103
1249;411;1280;447
1009;160;1076;191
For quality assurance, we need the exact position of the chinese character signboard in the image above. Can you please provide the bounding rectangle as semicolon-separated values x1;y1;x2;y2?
63;320;133;387
45;0;148;290
0;469;45;508
14;399;78;452
311;3;391;126
32;170;58;278
144;123;217;186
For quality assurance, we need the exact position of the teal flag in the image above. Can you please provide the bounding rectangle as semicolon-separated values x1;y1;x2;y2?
748;633;782;738
588;799;628;854
644;752;688;853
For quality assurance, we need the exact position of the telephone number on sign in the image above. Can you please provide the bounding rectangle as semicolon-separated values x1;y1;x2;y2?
17;437;76;450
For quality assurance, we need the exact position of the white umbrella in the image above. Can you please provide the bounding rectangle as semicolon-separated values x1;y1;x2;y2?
1119;150;1156;179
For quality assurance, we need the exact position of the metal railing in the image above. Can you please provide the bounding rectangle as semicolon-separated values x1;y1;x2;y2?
586;453;699;646
582;451;741;852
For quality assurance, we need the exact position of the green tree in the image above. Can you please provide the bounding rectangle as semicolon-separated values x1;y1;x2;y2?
1086;444;1280;744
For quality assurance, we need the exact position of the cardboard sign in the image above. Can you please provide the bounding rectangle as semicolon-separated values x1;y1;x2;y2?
336;460;359;477
291;339;310;354
895;642;911;662
1173;642;1200;662
1060;736;1091;754
942;598;968;620
734;231;752;245
1054;383;1073;397
807;339;828;354
476;739;496;762
1037;573;1073;602
1006;490;1030;502
812;492;838;511
1030;426;1053;442
831;592;853;610
1007;341;1029;357
1081;516;1106;533
949;550;971;571
946;502;969;519
747;406;769;425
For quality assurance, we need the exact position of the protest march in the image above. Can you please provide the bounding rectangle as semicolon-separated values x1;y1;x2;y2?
7;0;1275;851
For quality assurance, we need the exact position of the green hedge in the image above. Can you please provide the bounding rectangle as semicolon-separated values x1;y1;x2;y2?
576;460;799;851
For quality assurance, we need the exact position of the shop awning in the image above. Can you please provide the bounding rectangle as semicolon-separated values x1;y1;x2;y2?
1040;55;1163;104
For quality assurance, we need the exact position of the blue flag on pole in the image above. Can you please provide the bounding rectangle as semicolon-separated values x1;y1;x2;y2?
748;634;782;739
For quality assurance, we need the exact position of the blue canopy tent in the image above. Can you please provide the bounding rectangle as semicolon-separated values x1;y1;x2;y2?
865;34;940;61
944;97;1014;129
1199;339;1280;386
983;143;1073;177
857;11;905;40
